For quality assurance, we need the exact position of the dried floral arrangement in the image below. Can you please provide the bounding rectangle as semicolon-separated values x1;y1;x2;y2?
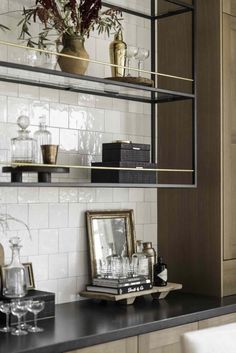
18;0;123;49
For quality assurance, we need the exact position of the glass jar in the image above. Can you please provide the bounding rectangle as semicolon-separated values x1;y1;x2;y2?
132;240;149;278
1;237;27;298
11;115;36;163
33;116;52;163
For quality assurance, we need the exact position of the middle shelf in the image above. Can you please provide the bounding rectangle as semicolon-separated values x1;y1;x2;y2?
0;60;194;104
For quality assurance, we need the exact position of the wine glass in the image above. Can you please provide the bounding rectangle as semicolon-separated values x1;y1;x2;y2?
10;301;28;336
135;48;150;77
0;302;13;333
27;300;45;333
125;46;138;77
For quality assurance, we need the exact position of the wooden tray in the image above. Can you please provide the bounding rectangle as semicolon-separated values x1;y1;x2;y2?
80;282;182;305
105;76;154;87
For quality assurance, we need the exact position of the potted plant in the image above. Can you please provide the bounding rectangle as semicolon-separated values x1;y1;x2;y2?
18;0;122;75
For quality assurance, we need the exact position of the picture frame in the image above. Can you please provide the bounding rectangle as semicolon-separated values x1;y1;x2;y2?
86;209;136;278
22;262;35;289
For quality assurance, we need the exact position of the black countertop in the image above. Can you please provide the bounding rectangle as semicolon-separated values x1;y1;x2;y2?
2;292;236;353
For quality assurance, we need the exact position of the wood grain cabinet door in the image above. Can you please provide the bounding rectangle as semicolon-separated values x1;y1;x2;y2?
223;14;236;260
223;0;236;15
199;312;236;329
139;323;198;353
65;336;137;353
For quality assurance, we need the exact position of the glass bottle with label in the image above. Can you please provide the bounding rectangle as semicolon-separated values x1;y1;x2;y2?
132;240;149;278
142;242;156;283
1;237;27;298
33;116;52;163
153;256;168;287
11;115;36;163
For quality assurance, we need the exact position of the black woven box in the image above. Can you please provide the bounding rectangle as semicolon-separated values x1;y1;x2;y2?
91;162;157;184
0;290;55;325
102;142;150;163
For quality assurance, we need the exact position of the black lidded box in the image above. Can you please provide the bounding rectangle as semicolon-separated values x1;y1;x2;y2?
91;162;157;184
102;142;150;163
0;290;55;325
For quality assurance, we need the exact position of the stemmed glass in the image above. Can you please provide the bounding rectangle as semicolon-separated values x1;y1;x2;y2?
11;301;28;336
27;300;45;333
125;46;138;77
135;48;150;77
0;302;13;333
21;300;32;330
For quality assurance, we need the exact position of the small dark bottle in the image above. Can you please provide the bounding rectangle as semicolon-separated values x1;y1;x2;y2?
153;256;168;286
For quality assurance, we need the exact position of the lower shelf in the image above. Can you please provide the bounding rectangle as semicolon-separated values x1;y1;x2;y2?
80;282;182;305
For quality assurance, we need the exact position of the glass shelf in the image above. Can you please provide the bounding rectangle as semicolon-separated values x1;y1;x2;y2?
0;61;194;104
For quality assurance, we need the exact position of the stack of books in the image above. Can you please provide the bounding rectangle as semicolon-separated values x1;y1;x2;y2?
86;276;152;295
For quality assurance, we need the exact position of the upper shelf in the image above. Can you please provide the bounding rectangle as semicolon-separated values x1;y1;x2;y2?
102;0;194;20
0;61;194;104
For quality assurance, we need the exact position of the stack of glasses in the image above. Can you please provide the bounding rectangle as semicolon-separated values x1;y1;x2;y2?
0;299;45;336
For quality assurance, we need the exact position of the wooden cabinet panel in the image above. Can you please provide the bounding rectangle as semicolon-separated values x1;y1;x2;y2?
199;312;236;329
65;337;137;353
223;0;236;15
223;259;236;295
139;323;198;353
223;14;236;260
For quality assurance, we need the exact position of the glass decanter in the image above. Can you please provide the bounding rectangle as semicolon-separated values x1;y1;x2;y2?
11;115;36;163
33;115;52;163
2;237;28;298
132;240;149;278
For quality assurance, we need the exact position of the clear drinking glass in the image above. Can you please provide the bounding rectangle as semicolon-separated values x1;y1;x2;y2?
11;301;28;336
135;48;150;77
27;300;45;333
0;302;13;333
125;46;138;76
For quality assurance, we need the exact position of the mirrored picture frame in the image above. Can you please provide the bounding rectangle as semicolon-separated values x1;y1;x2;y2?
86;210;136;278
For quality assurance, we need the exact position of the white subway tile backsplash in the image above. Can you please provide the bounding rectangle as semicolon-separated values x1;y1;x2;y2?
39;229;59;254
113;188;129;202
29;203;49;229
57;277;77;304
59;188;78;203
49;203;68;228
68;251;88;277
59;228;79;253
68;203;87;228
49;253;68;279
6;204;28;230
0;187;17;203
50;103;68;128
39;188;59;203
29;255;49;282
0;96;7;123
18;187;39;203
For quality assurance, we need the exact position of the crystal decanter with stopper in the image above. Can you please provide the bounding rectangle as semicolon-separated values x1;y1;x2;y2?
1;237;27;298
33;115;52;163
11;115;36;164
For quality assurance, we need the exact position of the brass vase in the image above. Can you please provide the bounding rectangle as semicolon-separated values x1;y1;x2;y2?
109;31;127;77
58;35;89;75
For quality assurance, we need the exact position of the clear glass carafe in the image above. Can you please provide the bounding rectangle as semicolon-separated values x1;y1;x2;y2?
132;240;149;278
2;237;27;298
33;116;52;163
11;115;36;163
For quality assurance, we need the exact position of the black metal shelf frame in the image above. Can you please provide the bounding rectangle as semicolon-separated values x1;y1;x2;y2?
0;0;196;189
